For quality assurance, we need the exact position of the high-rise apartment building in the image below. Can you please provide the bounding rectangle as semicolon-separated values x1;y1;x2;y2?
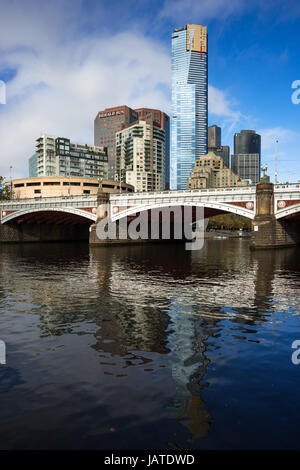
135;108;170;189
94;106;170;186
116;118;167;192
33;134;108;180
232;130;261;184
171;24;208;190
208;125;221;147
94;106;138;179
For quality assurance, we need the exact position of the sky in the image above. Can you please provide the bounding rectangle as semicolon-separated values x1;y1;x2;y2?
0;0;299;183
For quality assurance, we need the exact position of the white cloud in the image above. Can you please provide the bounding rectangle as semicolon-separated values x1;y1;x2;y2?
208;85;244;130
257;127;297;152
0;1;171;179
0;0;248;180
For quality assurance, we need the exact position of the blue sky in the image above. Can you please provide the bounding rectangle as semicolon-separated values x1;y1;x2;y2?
0;0;299;182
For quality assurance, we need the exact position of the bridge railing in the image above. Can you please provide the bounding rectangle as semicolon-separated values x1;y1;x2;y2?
110;186;257;198
274;183;300;190
0;194;97;208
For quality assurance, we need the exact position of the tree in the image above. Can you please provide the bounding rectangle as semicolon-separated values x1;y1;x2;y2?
0;177;12;200
207;213;252;231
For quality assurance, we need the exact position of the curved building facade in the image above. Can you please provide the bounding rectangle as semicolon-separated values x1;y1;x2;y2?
234;130;261;155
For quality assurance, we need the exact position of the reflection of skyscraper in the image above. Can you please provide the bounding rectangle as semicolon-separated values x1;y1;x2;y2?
171;24;208;190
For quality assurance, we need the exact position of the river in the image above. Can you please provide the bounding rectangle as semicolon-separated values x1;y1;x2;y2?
0;239;299;449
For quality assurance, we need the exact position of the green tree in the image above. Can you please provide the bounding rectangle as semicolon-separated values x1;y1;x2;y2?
0;177;12;200
207;213;252;231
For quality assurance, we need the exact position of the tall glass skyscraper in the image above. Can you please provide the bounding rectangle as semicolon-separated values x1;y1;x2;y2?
171;24;208;190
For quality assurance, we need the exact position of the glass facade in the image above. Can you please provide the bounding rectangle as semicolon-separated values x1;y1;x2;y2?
171;25;208;190
28;153;38;177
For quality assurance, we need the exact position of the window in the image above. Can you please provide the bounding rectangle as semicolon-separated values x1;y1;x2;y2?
27;182;41;186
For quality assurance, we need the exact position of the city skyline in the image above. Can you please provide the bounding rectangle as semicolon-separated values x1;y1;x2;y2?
0;0;299;184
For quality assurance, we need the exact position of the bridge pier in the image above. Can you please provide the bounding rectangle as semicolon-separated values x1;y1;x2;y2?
251;182;300;249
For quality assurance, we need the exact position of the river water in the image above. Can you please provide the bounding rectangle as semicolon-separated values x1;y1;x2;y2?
0;239;300;450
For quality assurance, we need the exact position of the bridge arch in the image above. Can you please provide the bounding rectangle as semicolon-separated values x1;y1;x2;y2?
276;203;300;220
111;201;255;222
2;207;97;224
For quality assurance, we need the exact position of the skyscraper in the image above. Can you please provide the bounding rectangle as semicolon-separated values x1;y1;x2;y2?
94;106;138;179
94;106;170;185
232;130;261;184
208;125;221;147
135;108;170;189
171;24;208;190
207;124;230;167
116;117;167;192
234;130;261;155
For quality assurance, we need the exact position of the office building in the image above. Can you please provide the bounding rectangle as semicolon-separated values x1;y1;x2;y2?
234;130;261;155
116;118;167;192
232;130;261;184
33;134;108;180
208;125;221;147
94;106;138;179
207;125;230;167
171;24;208;190
231;153;261;185
187;151;249;189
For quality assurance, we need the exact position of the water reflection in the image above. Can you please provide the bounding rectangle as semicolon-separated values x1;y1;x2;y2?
0;240;300;448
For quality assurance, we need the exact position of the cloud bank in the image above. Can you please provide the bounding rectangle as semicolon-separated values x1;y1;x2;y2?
0;0;252;179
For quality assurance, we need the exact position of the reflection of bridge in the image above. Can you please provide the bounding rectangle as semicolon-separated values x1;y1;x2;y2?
0;183;300;247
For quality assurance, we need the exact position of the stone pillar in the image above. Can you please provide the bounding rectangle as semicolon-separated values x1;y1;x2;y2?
251;182;299;249
89;190;110;245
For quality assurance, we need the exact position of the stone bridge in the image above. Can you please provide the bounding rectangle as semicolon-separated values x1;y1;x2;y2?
0;183;300;247
107;183;300;222
0;195;98;243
